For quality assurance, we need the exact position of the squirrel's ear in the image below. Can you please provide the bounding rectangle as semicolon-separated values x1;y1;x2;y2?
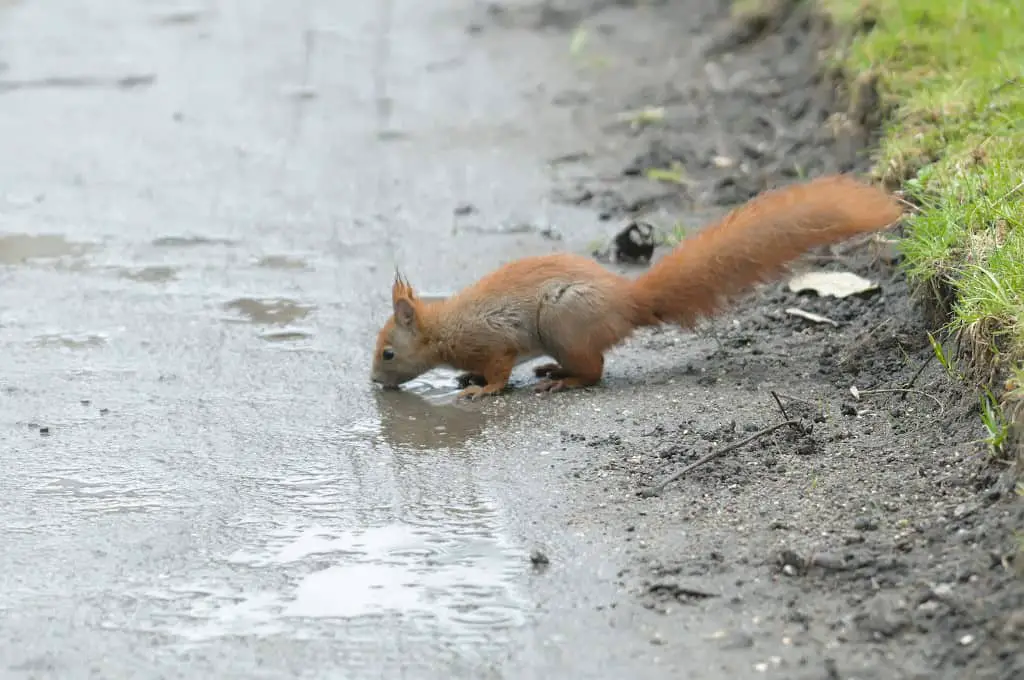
391;270;417;305
393;297;417;329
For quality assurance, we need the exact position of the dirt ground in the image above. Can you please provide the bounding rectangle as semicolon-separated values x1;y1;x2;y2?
2;0;1020;677
473;1;1023;678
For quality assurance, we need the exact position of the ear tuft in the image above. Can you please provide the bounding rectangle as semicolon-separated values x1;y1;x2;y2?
391;268;417;305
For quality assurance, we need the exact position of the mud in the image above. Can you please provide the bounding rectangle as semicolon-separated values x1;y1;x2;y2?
470;1;1023;679
1;0;1020;679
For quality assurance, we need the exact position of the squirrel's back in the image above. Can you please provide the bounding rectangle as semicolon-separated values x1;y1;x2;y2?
629;174;904;328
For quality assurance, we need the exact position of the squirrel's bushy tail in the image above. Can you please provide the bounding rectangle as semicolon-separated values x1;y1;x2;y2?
630;174;904;328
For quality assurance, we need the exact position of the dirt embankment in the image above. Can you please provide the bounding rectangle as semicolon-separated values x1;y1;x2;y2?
473;1;1023;678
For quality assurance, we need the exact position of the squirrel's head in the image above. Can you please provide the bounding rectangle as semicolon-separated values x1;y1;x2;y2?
370;273;438;389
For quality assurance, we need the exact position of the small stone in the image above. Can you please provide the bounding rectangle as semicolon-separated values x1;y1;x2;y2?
854;516;878;531
39;426;50;435
782;564;798;577
959;634;974;646
809;553;845;571
529;549;550;567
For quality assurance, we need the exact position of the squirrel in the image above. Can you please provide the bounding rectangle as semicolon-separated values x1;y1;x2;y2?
370;174;904;400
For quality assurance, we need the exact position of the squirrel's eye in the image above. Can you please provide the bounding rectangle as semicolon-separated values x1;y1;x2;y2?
382;348;395;361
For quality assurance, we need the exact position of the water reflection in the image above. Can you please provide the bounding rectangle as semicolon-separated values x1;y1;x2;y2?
126;384;531;648
371;384;489;451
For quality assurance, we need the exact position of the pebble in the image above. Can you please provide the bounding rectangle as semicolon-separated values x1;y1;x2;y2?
854;516;878;531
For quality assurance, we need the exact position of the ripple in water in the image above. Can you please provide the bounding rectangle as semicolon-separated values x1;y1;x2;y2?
132;463;530;645
34;474;171;515
150;511;528;643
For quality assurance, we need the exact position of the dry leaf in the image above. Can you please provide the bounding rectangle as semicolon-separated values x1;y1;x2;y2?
785;307;839;327
850;385;860;400
788;271;879;299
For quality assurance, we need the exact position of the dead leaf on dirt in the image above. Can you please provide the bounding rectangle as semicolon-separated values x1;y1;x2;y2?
788;271;879;299
850;385;861;400
785;307;839;327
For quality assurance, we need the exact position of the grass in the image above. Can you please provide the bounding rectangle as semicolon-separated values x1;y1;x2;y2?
726;0;1024;464
816;0;1024;383
810;0;1024;467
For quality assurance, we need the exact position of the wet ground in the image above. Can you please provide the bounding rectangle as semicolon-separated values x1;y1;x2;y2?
1;0;1021;679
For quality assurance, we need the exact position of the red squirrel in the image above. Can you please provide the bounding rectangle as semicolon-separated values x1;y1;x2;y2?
371;174;904;399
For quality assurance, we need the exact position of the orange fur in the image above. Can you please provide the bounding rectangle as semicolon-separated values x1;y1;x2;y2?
629;174;904;327
370;174;904;399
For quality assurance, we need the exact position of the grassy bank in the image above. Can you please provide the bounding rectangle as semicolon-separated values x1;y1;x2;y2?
779;0;1023;460
824;0;1022;368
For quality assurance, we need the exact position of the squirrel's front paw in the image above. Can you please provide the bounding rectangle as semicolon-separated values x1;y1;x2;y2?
457;385;482;400
457;384;495;401
457;382;507;400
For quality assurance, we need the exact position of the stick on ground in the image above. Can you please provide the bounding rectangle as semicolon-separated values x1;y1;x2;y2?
639;420;799;497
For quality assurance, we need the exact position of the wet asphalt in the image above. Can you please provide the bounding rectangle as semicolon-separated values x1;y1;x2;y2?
0;1;760;678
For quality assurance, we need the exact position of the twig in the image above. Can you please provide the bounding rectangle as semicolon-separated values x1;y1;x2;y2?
639;420;800;497
770;392;817;406
899;351;936;400
770;390;799;430
856;388;944;414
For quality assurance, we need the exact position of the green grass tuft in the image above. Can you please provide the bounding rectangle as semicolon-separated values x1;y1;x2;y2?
820;0;1024;375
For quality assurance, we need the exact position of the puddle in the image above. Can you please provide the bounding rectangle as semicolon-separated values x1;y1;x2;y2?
152;236;235;248
32;333;106;349
119;265;178;283
145;516;528;643
35;475;169;515
222;298;315;325
368;387;490;451
0;233;95;265
115;419;532;645
255;255;309;271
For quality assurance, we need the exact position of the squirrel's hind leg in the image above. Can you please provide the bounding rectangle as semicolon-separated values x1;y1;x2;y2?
533;350;604;393
534;284;632;393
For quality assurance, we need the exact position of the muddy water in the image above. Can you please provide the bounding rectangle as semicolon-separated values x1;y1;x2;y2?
0;0;730;678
